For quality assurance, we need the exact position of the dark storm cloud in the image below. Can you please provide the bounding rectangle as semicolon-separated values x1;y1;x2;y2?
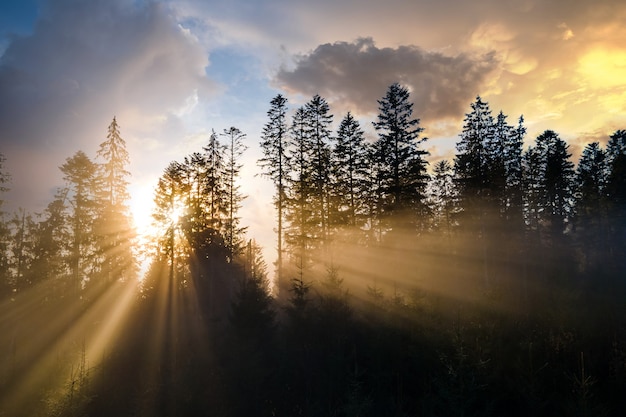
275;38;500;121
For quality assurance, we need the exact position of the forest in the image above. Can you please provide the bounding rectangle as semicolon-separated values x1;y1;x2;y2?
0;82;625;416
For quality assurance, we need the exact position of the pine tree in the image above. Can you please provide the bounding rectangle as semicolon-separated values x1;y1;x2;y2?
605;130;626;263
575;142;608;266
97;117;131;206
8;208;37;292
533;130;575;243
152;161;189;283
487;111;508;204
331;112;370;231
454;96;495;224
258;94;290;289
221;126;248;262
503;115;526;227
60;151;99;296
304;95;333;246
94;117;136;284
523;145;544;236
373;82;429;233
181;152;208;235
202;130;227;234
454;97;502;288
285;106;315;288
230;239;275;340
30;191;71;297
429;160;457;238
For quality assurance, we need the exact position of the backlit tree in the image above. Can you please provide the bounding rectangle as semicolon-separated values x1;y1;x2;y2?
258;94;290;287
373;82;429;233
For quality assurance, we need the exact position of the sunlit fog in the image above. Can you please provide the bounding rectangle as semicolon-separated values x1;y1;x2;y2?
1;1;626;416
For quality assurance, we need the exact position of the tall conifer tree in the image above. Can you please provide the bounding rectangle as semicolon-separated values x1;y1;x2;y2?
60;151;98;295
575;142;607;265
373;83;428;233
454;96;495;220
221;126;248;261
304;95;333;246
95;117;136;283
259;94;290;287
331;112;370;230
605;130;626;262
533;130;575;242
285;106;315;287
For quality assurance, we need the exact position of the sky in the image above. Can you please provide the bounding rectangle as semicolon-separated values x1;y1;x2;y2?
1;0;625;267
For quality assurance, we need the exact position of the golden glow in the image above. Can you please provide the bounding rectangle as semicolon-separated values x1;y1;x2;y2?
167;200;185;226
0;278;139;415
129;186;157;279
504;51;538;75
578;47;626;89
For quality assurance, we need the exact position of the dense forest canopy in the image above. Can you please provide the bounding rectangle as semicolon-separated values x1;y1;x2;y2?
1;85;625;416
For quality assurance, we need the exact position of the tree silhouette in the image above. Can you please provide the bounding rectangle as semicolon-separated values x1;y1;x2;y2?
152;161;189;284
575;142;607;267
305;95;334;247
259;94;290;292
60;151;98;296
285;106;315;285
331;111;370;231
533;130;575;244
605;130;626;268
454;96;495;227
94;117;136;284
373;82;429;233
429;160;457;238
221;126;248;261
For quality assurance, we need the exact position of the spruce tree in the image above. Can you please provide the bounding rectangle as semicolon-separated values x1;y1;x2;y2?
94;117;136;284
285;106;315;288
533;130;575;243
331;112;370;231
8;208;37;292
575;142;608;266
429;160;457;238
373;82;429;233
454;96;495;224
523;145;544;236
504;115;526;226
605;130;626;263
97;117;131;206
221;126;248;261
202;130;227;235
60;151;99;296
304;95;333;246
230;239;275;340
454;97;501;287
258;94;290;288
152;161;189;283
30;191;70;296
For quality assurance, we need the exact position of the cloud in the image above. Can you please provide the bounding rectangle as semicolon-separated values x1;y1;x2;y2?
0;0;214;147
0;0;215;209
274;38;500;122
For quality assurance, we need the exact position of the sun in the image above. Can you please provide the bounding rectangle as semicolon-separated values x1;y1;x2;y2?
129;183;168;279
167;201;185;226
129;187;157;240
128;182;187;248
